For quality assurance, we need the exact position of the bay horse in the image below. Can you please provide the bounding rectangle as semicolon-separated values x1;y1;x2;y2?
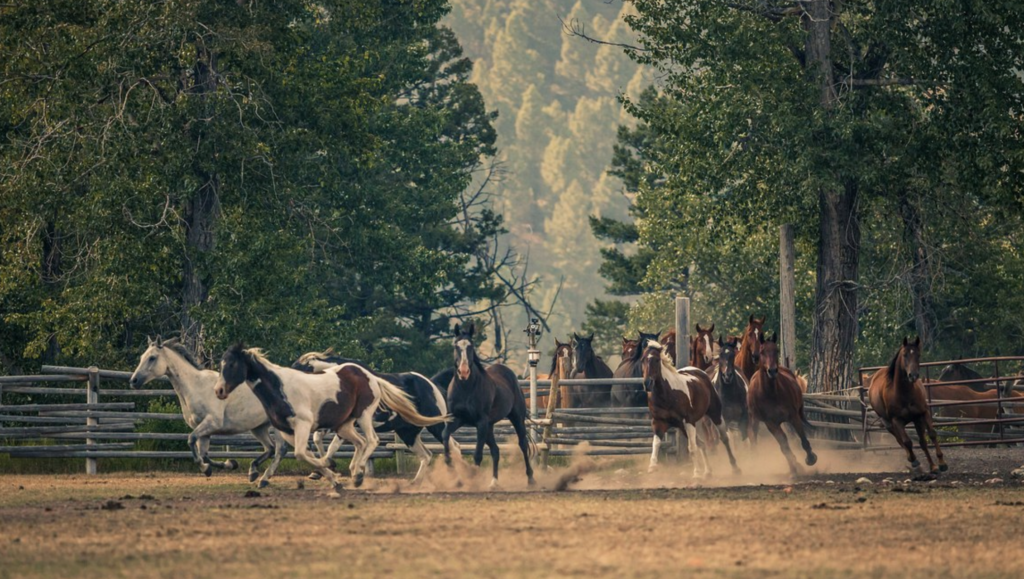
444;323;535;487
292;350;455;484
570;332;614;407
129;337;283;486
710;336;749;440
612;331;660;408
640;341;739;477
736;315;766;382
867;337;947;475
747;332;817;476
936;362;998;393
689;324;716;372
215;344;448;493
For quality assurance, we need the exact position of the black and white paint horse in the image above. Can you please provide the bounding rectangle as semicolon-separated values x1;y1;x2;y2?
215;345;448;493
292;350;458;484
444;323;535;487
129;337;283;487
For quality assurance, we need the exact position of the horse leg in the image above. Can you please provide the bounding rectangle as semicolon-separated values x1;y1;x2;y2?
890;418;921;473
255;430;286;489
713;420;741;475
509;412;535;485
352;411;380;488
790;417;817;467
911;415;943;474
683;421;710;479
473;420;489;468
484;425;501;488
191;418;237;472
307;430;334;481
764;422;800;476
248;424;275;484
649;421;668;472
293;421;343;494
748;417;760;447
405;432;432;485
442;417;464;467
924;414;948;472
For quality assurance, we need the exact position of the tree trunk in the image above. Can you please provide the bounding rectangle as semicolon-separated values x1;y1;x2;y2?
41;219;62;364
897;190;936;349
809;181;860;393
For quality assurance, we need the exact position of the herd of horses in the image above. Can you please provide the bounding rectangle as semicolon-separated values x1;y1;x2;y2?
125;316;1023;492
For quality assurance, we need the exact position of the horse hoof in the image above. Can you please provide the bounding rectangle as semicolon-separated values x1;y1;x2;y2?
224;459;238;471
308;472;322;481
201;465;212;477
257;479;269;489
732;467;742;476
806;453;818;466
911;459;921;469
939;463;949;472
489;478;498;489
248;470;259;483
527;476;536;487
354;472;365;488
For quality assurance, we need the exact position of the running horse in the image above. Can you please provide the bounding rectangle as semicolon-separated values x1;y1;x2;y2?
736;315;766;382
612;331;661;408
291;350;455;485
640;340;740;477
215;345;448;493
569;332;614;407
867;337;947;476
747;332;818;476
444;323;535;487
689;324;716;372
710;336;749;440
129;337;284;487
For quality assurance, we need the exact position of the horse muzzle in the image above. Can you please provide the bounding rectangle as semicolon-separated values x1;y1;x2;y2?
214;381;230;400
766;368;778;379
457;364;471;381
908;372;919;382
128;375;140;389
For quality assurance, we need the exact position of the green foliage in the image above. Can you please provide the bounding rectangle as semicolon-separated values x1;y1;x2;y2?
0;0;502;375
579;299;629;360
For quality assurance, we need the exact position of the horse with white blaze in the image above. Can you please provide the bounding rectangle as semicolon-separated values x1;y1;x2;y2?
214;344;449;493
129;337;283;487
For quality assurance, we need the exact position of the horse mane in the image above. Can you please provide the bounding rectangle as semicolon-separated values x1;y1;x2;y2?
244;347;273;366
161;340;203;370
647;340;676;372
886;348;902;381
296;348;335;364
548;344;567;377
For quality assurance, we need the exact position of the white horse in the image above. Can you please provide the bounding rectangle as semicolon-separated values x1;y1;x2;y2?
129;337;283;487
215;344;449;493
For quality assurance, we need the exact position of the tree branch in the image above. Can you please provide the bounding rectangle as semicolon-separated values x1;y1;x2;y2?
558;16;649;52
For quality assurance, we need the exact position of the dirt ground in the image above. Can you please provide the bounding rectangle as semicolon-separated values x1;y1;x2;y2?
2;444;1024;578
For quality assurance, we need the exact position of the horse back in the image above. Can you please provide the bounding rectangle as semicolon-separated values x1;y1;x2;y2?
678;368;715;419
487;364;524;419
748;369;804;423
314;365;376;432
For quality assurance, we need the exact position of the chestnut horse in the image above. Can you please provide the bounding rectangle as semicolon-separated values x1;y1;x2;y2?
867;337;947;475
736;315;765;382
926;382;1024;441
640;341;739;477
747;333;817;476
537;339;574;409
689;324;716;372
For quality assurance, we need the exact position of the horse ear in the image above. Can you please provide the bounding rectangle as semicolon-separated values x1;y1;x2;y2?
770;332;778;343
466;323;475;337
708;324;715;334
914;336;921;347
587;333;594;341
903;336;908;346
155;335;163;347
749;314;755;324
147;335;155;347
572;332;580;341
453;323;461;336
758;316;766;324
718;336;724;347
695;323;703;333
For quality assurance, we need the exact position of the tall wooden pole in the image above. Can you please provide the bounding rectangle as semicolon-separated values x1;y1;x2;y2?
675;296;690;369
780;224;797;371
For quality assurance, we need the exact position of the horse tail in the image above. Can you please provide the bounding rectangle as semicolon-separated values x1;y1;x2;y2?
376;378;450;427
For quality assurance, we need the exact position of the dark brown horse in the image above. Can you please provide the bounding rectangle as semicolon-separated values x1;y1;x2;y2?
444;323;535;487
710;336;749;440
747;332;817;476
736;315;765;382
689;324;716;372
612;331;660;408
867;337;947;476
641;341;739;477
570;332;614;407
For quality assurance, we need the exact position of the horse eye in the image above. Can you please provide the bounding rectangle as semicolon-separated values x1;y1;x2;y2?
148;356;157;362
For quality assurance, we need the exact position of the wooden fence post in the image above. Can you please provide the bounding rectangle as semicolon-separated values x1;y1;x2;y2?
779;224;797;371
675;296;690;369
86;367;99;475
540;371;562;469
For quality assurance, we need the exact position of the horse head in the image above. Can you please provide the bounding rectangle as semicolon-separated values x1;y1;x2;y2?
744;315;765;364
693;323;715;365
637;331;660;361
215;343;256;400
640;341;667;392
717;335;739;380
453;323;479;381
901;336;922;382
621;337;639;360
759;332;780;379
130;336;169;389
571;332;596;374
551;339;572;379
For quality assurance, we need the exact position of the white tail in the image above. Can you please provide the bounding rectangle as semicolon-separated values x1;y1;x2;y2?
377;378;450;427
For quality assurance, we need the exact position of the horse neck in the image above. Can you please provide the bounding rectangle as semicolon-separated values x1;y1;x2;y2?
581;352;604;376
161;349;216;402
247;356;291;401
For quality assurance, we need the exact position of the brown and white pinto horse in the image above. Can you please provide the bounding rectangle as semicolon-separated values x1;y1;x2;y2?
641;341;740;478
215;345;448;494
688;324;716;372
868;337;947;476
736;315;765;382
747;333;817;476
